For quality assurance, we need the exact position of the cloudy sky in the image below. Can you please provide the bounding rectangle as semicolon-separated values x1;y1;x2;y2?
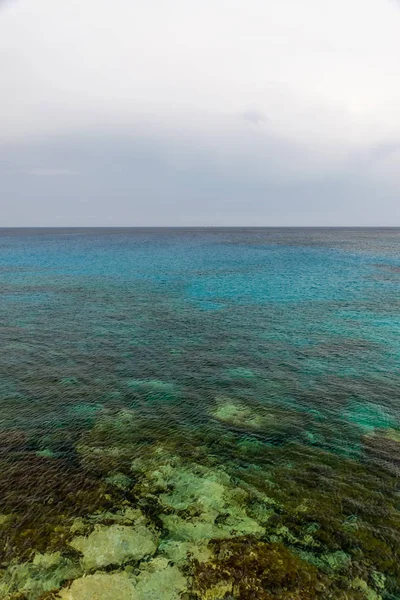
1;0;400;226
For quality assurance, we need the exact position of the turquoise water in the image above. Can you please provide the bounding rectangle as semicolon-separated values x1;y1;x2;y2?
0;228;400;599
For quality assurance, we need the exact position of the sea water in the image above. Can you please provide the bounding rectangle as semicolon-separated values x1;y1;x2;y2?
0;228;399;599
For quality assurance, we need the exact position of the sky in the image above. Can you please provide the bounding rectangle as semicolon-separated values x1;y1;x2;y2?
1;0;400;226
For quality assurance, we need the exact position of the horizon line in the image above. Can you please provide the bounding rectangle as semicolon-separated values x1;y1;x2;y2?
1;225;400;230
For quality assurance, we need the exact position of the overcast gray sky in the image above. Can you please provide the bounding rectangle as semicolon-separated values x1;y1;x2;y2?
1;0;400;226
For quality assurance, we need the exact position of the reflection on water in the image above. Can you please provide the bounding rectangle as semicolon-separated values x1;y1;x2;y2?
0;228;400;599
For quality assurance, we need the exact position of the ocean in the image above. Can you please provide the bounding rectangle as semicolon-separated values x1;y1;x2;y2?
0;227;399;599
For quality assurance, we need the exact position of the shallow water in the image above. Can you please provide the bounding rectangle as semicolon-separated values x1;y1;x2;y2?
0;228;400;599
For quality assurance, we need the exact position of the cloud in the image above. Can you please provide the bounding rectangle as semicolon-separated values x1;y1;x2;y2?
27;168;75;176
1;125;399;227
0;0;400;224
239;110;267;126
1;0;400;145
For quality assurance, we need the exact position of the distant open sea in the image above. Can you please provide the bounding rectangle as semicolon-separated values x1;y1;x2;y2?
1;228;400;600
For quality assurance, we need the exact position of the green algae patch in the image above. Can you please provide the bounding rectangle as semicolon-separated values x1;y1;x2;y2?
352;577;383;600
0;513;13;526
236;436;270;456
69;522;158;571
296;549;350;573
59;377;79;386
104;471;132;490
35;448;57;459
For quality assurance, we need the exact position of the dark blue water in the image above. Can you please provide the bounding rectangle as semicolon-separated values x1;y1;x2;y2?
0;228;399;600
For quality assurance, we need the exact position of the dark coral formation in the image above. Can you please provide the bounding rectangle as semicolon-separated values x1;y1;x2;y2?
192;538;321;599
0;452;122;564
190;537;386;600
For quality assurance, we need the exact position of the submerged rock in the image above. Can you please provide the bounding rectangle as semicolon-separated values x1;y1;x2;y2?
132;448;264;564
210;397;305;441
59;558;187;600
69;521;158;570
160;539;212;566
162;506;263;543
0;551;81;600
59;572;137;600
69;506;150;539
126;379;178;404
133;556;187;600
211;397;265;430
